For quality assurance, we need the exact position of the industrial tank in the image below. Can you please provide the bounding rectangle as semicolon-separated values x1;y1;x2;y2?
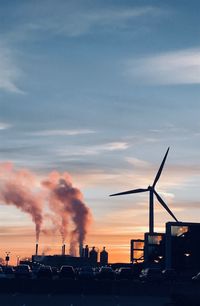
89;246;98;265
100;247;108;266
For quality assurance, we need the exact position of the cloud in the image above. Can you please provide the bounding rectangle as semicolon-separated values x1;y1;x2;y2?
126;157;151;168
104;142;129;151
72;160;200;194
126;48;200;85
0;45;24;94
5;2;165;40
31;129;95;136
175;200;200;210
56;142;129;157
0;122;11;130
69;6;162;36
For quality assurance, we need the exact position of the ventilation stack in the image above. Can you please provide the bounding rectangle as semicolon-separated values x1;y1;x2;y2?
35;243;39;256
79;243;84;257
84;245;89;258
62;244;66;256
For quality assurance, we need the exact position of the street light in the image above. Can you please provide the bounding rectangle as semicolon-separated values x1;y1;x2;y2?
16;256;20;266
5;252;10;266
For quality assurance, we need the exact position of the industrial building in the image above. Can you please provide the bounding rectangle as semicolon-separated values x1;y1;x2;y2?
130;221;200;272
32;244;108;268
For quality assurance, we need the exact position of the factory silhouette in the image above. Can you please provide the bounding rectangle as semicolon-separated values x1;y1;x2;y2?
31;243;108;268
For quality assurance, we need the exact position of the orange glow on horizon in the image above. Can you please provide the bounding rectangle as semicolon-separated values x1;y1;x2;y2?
0;226;144;265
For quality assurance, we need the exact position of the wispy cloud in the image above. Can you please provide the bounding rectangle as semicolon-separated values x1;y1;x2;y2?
31;129;95;136
0;45;24;94
73;161;200;193
126;157;151;168
103;142;129;151
60;6;162;36
0;122;12;130
57;142;129;157
126;48;200;85
5;3;165;40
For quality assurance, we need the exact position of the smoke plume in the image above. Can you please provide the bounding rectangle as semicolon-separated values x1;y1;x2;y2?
0;163;43;241
42;171;91;255
0;163;91;252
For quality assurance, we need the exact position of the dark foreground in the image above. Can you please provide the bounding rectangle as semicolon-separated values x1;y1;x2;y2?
0;279;199;306
0;293;169;306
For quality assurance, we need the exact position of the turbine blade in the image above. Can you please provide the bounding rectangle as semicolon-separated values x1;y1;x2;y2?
154;190;178;222
110;188;149;197
153;147;170;188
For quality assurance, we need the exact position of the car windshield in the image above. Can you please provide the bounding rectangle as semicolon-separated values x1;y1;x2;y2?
5;267;13;272
119;268;131;272
149;269;161;275
80;267;93;272
16;265;30;271
101;267;112;272
61;266;73;271
42;266;51;270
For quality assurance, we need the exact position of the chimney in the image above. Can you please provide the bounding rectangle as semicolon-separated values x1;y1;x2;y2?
84;245;89;258
79;243;83;257
62;244;66;256
35;243;39;256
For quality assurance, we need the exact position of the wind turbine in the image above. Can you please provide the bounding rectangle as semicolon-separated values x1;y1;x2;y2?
110;147;178;234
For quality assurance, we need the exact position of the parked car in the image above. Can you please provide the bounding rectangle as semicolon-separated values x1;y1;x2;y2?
31;263;41;278
4;266;15;279
78;266;94;280
37;265;52;279
139;268;163;282
59;265;75;280
0;266;6;279
15;264;32;279
162;269;177;281
96;267;115;280
116;267;133;280
51;267;58;279
192;272;200;282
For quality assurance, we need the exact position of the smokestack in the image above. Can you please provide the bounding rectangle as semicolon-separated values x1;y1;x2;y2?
62;244;66;256
84;245;89;258
35;243;38;256
79;243;83;257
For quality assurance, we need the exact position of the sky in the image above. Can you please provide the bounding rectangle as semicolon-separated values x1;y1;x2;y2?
0;0;200;264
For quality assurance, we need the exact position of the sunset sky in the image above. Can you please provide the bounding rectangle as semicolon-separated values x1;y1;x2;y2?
0;0;200;264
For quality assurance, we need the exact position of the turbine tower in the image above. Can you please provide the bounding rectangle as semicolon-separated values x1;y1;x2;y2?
110;147;178;235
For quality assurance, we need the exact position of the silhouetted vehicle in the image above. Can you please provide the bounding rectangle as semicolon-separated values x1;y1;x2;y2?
4;266;15;279
139;268;162;282
93;267;100;273
32;263;41;278
116;267;133;280
51;267;58;279
162;269;177;281
78;266;94;280
0;266;6;279
37;266;52;279
96;267;115;280
192;272;200;282
15;264;32;279
59;265;75;280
